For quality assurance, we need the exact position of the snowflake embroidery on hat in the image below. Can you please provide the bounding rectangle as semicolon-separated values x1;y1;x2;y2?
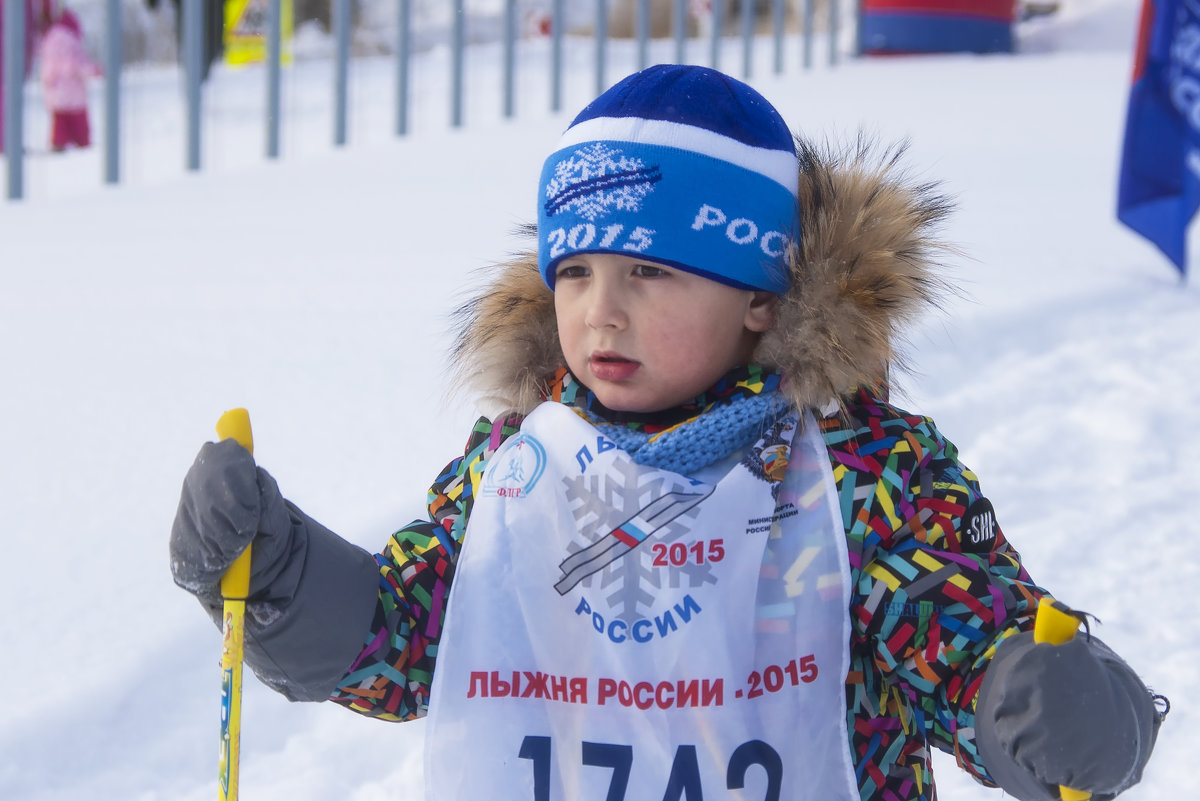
544;143;662;221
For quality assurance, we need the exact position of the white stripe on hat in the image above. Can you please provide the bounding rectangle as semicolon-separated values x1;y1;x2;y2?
557;116;799;196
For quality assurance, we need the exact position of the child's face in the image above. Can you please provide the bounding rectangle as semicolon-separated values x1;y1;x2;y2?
554;253;776;413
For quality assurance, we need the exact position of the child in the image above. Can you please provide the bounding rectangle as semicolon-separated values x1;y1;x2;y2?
37;8;97;152
170;65;1164;801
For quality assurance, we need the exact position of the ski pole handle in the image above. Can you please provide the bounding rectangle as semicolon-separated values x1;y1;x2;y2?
216;408;254;801
1033;597;1091;801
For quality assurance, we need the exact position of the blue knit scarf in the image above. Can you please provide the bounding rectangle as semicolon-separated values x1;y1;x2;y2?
549;366;791;474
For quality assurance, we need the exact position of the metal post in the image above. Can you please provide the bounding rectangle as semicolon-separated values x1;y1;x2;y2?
551;0;563;112
265;0;282;158
830;0;840;66
397;0;410;134
333;0;349;145
4;0;26;199
709;0;723;71
451;0;464;127
183;0;202;171
772;0;784;74
636;0;648;72
104;0;121;184
595;0;607;98
803;0;813;69
503;0;516;118
855;0;864;56
740;0;752;78
673;0;686;64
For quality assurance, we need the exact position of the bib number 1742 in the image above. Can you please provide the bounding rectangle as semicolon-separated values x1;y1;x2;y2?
518;735;782;801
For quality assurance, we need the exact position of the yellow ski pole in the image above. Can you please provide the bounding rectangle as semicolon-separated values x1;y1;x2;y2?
1032;597;1091;801
215;408;254;801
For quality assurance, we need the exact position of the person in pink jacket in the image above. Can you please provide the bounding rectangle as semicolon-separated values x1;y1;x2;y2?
38;8;97;152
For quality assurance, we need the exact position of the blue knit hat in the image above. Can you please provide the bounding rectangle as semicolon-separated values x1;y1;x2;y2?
537;64;798;294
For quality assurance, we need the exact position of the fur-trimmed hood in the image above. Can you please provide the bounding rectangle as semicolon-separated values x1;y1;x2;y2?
450;136;955;417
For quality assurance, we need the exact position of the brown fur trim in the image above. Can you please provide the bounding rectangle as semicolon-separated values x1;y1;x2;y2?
761;135;957;414
449;137;956;417
448;225;558;414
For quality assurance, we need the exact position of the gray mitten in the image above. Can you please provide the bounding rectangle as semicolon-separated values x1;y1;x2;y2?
976;630;1164;801
170;437;298;607
170;437;381;701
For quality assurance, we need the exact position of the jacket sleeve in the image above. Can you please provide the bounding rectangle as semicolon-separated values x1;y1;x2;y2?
327;414;524;721
832;394;1047;786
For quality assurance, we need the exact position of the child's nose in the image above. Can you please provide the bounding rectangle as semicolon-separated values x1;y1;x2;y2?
584;283;628;330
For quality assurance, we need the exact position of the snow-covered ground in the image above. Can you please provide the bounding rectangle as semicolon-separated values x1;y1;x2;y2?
1;1;1194;799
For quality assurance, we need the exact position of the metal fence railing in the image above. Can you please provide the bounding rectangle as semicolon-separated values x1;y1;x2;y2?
3;0;857;202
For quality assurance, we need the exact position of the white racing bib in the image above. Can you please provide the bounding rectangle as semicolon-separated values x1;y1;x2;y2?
426;402;856;801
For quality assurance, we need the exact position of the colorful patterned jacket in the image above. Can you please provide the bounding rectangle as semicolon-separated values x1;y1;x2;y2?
319;140;1049;800
326;369;1044;801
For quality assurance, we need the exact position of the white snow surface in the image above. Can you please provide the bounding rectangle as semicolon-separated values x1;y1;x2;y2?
1;1;1195;799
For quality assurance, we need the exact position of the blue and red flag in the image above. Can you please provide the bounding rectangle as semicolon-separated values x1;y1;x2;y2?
1117;0;1200;277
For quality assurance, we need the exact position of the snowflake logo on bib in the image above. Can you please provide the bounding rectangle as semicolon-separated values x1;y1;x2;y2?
555;461;717;621
543;144;662;221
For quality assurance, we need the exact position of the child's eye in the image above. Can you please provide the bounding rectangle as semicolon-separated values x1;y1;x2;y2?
556;263;589;280
632;263;668;278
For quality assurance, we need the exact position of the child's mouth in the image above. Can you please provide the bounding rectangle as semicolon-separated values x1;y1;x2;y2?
589;353;640;382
